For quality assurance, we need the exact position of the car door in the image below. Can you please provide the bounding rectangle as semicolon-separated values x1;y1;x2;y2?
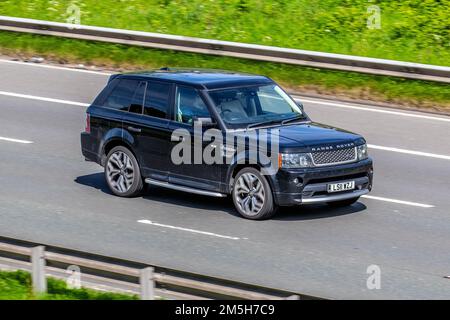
122;80;173;181
167;85;222;192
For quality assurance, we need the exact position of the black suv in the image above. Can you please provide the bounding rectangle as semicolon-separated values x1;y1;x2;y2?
81;69;373;220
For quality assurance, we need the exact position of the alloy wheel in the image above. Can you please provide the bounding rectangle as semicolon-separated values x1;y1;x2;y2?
106;151;135;193
234;173;265;216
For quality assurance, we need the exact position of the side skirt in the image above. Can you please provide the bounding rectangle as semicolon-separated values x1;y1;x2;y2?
145;178;227;198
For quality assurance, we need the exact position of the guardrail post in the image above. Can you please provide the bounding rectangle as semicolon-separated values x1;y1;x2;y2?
31;246;47;294
140;267;155;300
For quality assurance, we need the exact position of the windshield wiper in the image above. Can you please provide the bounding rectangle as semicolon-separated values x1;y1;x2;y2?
281;114;306;125
246;119;282;130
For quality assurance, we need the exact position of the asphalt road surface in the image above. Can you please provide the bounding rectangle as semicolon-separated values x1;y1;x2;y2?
1;59;449;299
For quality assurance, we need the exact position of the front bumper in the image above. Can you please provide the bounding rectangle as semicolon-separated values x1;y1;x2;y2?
270;158;373;206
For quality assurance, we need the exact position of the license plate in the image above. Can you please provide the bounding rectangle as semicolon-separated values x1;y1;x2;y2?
327;181;355;193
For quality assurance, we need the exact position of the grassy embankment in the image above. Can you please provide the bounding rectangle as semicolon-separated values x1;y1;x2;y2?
0;270;137;300
0;0;449;110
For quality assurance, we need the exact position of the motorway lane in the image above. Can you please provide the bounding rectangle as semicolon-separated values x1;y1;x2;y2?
0;60;450;298
2;59;450;156
302;97;450;157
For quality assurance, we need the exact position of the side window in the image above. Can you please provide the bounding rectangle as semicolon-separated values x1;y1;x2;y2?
128;81;146;114
144;81;171;119
175;86;211;124
102;79;138;111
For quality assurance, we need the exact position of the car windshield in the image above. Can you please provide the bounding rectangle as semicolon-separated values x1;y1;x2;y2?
208;84;304;129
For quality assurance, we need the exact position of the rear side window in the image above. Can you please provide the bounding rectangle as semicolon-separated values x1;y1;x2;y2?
129;81;147;114
144;81;171;119
102;79;138;111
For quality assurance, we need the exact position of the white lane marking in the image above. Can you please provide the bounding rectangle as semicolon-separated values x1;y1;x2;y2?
0;59;110;76
368;144;450;161
1;91;449;162
361;195;435;208
0;136;33;144
297;97;450;123
0;91;89;107
1;59;448;124
137;220;241;240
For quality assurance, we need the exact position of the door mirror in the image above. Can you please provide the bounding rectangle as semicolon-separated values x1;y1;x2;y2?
297;102;304;112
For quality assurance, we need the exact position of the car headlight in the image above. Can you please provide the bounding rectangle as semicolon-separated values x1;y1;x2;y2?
357;144;368;160
280;153;313;168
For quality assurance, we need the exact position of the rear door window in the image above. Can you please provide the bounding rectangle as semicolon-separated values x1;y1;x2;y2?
128;81;147;114
144;81;171;119
102;79;139;111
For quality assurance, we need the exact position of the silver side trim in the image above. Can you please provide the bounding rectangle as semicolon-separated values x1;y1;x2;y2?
145;178;227;198
301;189;369;204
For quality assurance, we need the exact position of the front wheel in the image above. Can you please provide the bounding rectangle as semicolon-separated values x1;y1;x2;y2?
232;168;277;220
327;197;360;207
105;146;143;197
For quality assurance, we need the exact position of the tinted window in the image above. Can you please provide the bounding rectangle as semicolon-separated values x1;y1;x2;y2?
175;86;210;124
102;79;138;111
129;81;146;114
144;81;171;119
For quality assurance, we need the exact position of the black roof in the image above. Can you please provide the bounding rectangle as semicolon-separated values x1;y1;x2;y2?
114;68;273;90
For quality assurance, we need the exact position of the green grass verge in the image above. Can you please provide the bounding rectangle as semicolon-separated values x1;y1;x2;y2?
1;31;449;111
0;0;448;66
0;270;138;300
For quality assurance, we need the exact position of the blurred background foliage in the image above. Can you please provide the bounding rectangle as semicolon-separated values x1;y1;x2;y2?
0;0;448;65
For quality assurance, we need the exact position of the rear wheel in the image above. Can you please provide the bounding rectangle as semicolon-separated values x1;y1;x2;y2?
327;197;359;207
105;146;143;197
232;168;277;220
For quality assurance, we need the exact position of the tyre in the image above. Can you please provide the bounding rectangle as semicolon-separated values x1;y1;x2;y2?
232;167;277;220
105;146;143;197
327;197;359;207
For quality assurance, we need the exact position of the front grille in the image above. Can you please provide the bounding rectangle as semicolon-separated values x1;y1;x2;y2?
312;147;356;166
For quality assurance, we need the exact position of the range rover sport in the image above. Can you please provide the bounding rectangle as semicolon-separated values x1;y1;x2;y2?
81;69;373;220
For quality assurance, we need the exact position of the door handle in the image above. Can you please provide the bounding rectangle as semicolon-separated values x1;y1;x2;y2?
127;126;142;133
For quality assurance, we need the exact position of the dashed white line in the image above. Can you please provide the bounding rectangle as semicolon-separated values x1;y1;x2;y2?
361;195;435;208
368;144;450;161
137;220;241;240
0;91;89;107
297;97;450;123
0;136;33;144
0;90;449;163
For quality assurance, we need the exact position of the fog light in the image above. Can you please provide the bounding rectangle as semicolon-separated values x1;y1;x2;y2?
293;178;299;184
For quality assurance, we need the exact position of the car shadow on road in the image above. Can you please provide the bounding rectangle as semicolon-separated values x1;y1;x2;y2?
74;172;113;195
273;202;367;221
75;172;366;221
74;172;235;215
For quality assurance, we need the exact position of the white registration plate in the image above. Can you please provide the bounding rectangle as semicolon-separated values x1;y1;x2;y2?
327;181;355;193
